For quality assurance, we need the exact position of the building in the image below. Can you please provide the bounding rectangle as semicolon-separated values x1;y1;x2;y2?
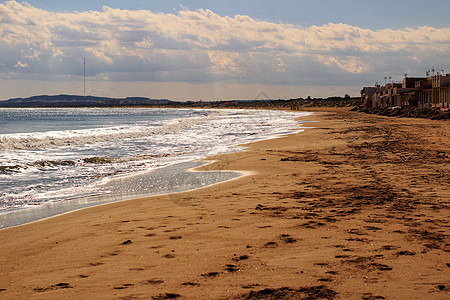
361;74;450;109
416;78;432;108
431;74;450;109
360;86;377;109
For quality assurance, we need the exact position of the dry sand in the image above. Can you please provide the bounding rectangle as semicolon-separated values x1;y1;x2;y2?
0;108;448;299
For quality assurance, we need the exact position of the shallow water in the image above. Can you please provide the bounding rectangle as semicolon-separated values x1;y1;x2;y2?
0;108;312;228
0;161;240;229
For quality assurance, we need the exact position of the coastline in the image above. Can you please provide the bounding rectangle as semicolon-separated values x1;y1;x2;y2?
0;107;307;229
0;107;308;220
0;108;448;299
0;160;244;230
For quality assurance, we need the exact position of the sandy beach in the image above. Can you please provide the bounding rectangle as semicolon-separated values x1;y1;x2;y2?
0;108;448;299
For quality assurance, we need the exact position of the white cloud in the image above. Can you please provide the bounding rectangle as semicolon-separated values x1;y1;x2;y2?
0;0;449;92
14;61;29;68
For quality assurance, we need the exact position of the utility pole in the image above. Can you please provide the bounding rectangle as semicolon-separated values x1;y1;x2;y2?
84;57;86;96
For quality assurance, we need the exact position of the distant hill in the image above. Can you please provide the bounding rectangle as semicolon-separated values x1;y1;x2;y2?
0;94;361;109
0;95;173;107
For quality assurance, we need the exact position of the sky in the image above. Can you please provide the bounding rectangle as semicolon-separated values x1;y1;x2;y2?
0;0;449;101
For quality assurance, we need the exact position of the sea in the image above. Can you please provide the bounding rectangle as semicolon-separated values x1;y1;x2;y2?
0;107;312;228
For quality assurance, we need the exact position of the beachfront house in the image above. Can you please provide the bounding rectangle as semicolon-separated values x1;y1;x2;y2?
360;87;377;109
431;74;450;109
361;74;450;109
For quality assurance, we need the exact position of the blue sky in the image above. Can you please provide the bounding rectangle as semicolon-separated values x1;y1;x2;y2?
0;0;449;100
15;0;450;29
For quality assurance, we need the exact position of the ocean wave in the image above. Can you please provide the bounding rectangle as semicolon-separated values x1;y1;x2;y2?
0;115;211;150
0;165;25;174
0;160;75;174
0;109;312;216
0;152;193;174
82;153;176;164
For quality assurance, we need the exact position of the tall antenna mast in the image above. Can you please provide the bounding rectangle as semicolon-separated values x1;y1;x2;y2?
83;57;86;96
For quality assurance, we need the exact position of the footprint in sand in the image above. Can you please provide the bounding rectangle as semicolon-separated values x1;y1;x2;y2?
233;254;250;262
264;241;278;248
142;279;164;285
225;264;240;272
361;292;385;299
113;283;134;290
152;293;181;300
201;272;220;278
149;245;165;249
380;245;399;251
34;283;73;292
241;284;261;289
182;282;200;287
280;234;297;244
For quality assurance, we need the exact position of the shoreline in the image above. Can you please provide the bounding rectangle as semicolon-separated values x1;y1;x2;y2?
0;108;310;229
0;108;448;299
0;110;307;230
0;160;248;230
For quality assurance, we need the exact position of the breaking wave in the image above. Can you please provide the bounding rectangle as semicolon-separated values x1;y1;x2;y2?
0;116;210;150
0;108;313;219
0;153;191;175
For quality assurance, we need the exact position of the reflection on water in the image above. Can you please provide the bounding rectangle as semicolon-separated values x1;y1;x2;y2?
0;161;240;229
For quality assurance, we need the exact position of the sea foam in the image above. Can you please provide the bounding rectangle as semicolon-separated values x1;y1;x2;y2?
0;108;312;215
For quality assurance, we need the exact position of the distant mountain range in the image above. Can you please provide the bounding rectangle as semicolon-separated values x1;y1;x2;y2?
0;95;173;107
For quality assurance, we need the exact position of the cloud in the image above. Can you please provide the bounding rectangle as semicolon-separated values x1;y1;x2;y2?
14;61;29;68
0;0;449;88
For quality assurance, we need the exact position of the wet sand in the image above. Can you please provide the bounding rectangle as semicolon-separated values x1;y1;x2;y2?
0;108;448;299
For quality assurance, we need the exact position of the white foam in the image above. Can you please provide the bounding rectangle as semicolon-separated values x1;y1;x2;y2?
0;115;213;150
0;108;313;212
